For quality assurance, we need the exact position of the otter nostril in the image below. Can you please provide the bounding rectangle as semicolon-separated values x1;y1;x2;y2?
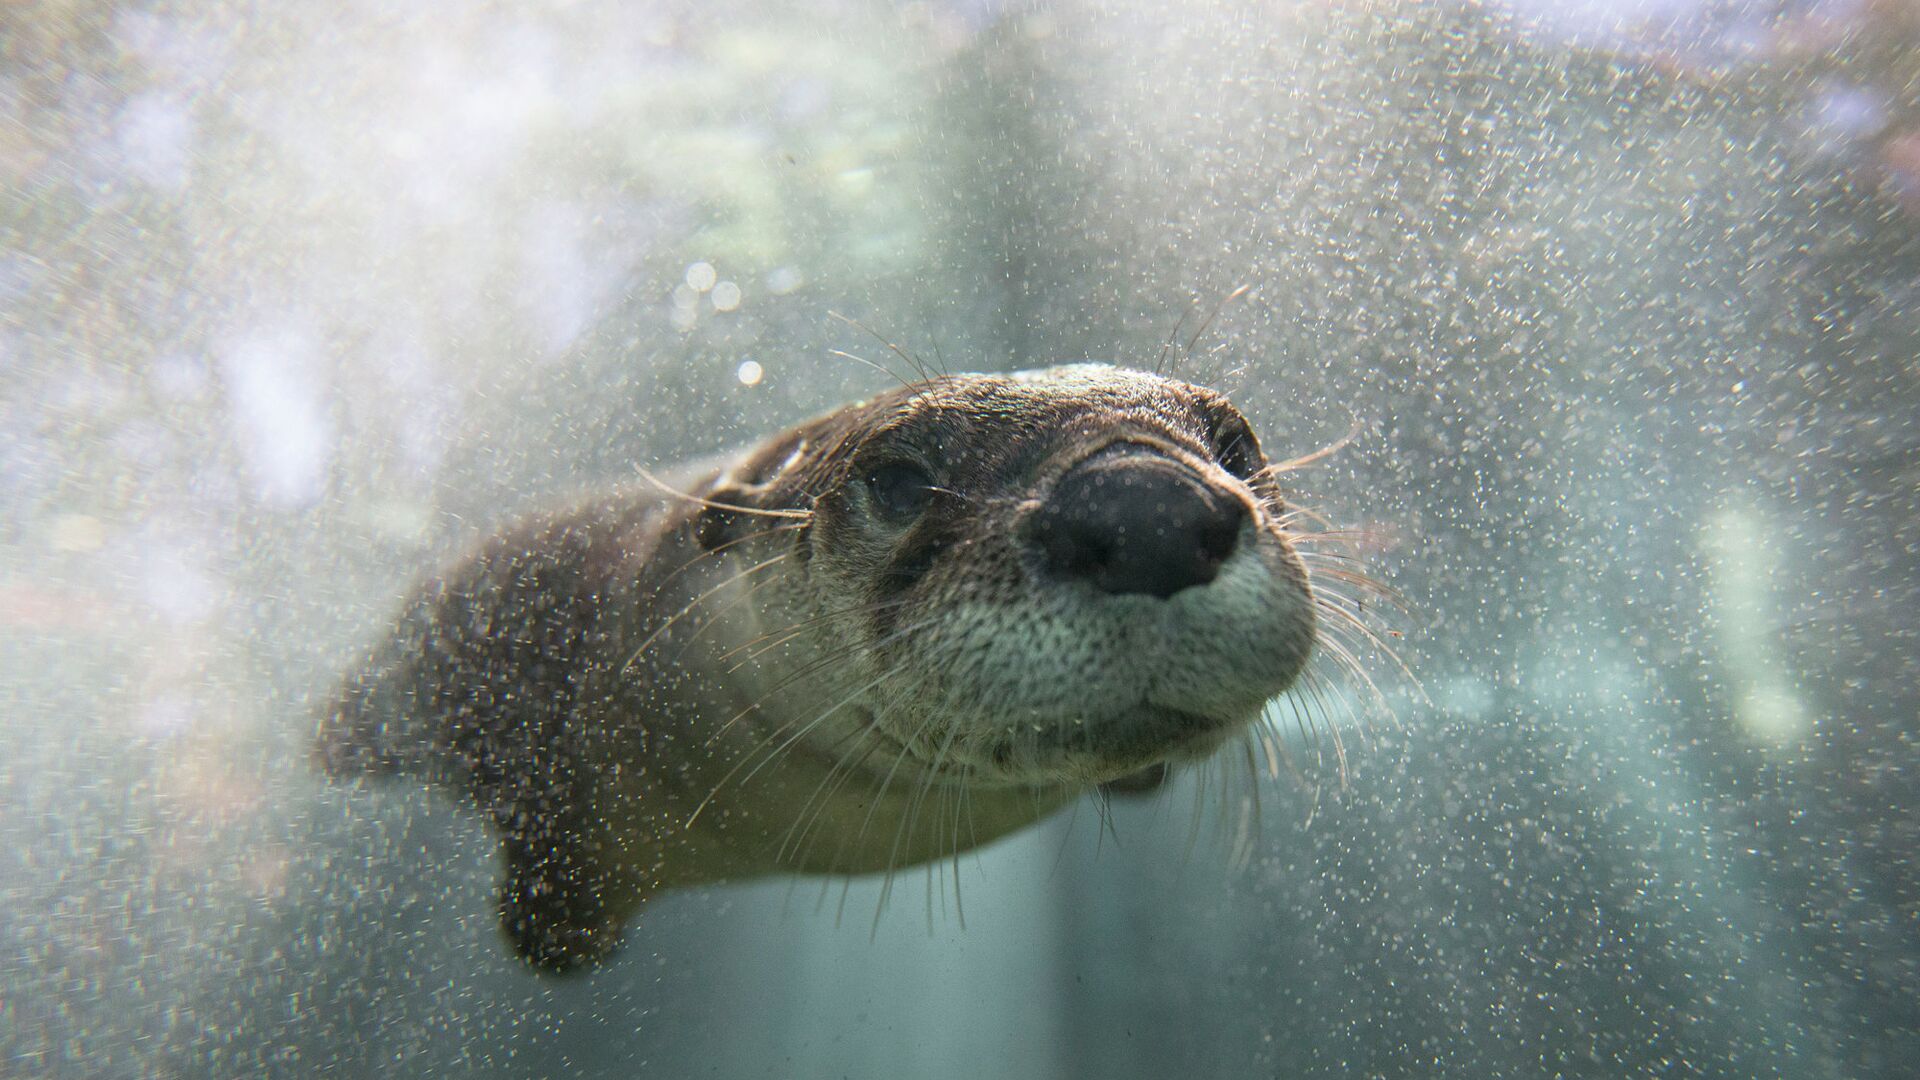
1026;446;1245;599
1200;516;1240;564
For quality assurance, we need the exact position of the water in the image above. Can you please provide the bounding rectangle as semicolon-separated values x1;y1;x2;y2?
4;1;1916;1076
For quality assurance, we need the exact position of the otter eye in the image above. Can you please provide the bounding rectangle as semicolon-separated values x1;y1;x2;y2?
1213;420;1262;479
865;461;935;519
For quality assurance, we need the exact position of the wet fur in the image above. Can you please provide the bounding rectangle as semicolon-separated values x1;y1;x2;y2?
319;365;1324;972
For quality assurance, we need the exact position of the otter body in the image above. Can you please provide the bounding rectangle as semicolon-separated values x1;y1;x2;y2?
320;365;1319;971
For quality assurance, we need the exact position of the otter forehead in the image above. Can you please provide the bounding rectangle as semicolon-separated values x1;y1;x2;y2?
849;366;1234;480
895;363;1222;422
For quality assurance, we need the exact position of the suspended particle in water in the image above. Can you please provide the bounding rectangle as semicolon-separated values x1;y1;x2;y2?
685;261;717;292
712;281;742;312
737;360;764;386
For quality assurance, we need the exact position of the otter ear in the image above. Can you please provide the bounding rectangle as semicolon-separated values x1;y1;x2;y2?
692;428;817;552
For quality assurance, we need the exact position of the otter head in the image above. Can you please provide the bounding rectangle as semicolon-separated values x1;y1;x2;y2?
695;364;1316;792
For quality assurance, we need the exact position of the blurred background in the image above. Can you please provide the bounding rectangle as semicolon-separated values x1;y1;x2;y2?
3;0;1917;1076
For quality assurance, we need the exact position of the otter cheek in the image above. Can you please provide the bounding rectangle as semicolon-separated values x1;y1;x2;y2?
924;599;1134;716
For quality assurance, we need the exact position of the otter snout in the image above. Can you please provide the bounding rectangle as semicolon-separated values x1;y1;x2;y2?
1024;444;1246;599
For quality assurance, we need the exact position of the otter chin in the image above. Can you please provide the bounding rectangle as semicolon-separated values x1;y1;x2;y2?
319;363;1321;971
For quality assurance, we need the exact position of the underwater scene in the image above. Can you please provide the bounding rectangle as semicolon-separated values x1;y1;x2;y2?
3;0;1917;1076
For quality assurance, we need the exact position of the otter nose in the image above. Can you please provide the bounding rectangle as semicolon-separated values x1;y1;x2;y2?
1027;446;1245;599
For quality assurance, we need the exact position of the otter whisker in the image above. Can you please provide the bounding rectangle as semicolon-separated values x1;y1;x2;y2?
1273;502;1343;536
1254;711;1302;783
1101;786;1125;852
734;596;913;655
1263;409;1363;475
1091;786;1116;859
735;680;892;791
841;675;968;914
923;745;966;931
728;616;914;690
1270;508;1319;532
619;552;791;674
1240;734;1265;834
712;625;940;803
695;611;946;800
1154;303;1194;377
1286;679;1334;760
634;466;814;521
1216;754;1235;855
1287;533;1371;573
718;597;913;671
1297;669;1355;785
1313;618;1404;704
828;348;917;392
698;613;944;753
1181;283;1254;369
1303;660;1367;734
1284;532;1383;557
651;520;807;596
1288;684;1352;781
1300;557;1411;619
1197;340;1235;389
842;696;950;869
1302;560;1411;609
1230;740;1263;871
887;703;964;837
1053;794;1088;876
828;310;938;386
1308;617;1396;724
871;764;928;928
669;566;798;664
928;825;940;931
779;692;922;868
1302;772;1325;830
1185;756;1215;861
875;726;963;937
1309;607;1389;689
783;727;891;868
948;765;972;930
1287;526;1374;548
1311;591;1421;699
1277;689;1318;749
684;667;901;830
925;329;952;381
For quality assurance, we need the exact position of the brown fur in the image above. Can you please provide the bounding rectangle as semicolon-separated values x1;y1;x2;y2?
318;365;1318;971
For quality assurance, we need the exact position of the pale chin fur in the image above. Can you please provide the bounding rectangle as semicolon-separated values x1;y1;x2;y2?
862;534;1315;787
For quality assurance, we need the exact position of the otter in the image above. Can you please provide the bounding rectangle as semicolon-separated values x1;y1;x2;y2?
318;364;1323;972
